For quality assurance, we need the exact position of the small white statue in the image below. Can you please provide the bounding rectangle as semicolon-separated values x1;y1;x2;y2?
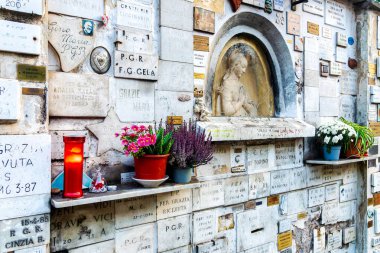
194;98;211;122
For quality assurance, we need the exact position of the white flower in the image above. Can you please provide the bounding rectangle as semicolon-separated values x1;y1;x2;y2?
324;136;331;144
332;136;339;144
338;134;343;140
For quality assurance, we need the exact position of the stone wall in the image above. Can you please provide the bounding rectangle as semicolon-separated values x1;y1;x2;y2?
0;0;371;253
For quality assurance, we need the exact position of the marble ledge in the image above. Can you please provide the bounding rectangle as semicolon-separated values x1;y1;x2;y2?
197;117;315;142
306;155;380;166
51;179;200;208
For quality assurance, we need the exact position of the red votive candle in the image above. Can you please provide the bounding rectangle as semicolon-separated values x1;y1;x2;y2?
63;136;86;198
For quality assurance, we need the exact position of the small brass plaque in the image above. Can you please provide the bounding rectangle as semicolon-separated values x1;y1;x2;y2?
244;200;256;210
369;63;377;76
374;193;380;206
369;220;374;228
17;64;46;82
307;22;320;36
194;35;210;52
369;198;374;206
297;212;307;220
167;116;183;125
267;195;280;206
194;73;205;79
22;87;45;96
370;122;380;137
369;77;376;85
277;231;292;251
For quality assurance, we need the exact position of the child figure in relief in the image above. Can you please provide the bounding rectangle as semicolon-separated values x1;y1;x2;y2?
219;48;258;117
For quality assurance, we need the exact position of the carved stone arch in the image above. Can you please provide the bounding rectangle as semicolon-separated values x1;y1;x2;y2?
205;12;296;118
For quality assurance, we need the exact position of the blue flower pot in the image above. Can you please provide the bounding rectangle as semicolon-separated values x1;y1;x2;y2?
173;167;192;184
322;145;341;161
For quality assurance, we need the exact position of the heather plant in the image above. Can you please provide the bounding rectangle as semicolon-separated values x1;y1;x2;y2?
170;120;213;169
115;123;174;158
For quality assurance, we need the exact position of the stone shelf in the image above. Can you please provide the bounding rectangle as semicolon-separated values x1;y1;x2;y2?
306;155;380;165
51;179;200;208
197;117;315;142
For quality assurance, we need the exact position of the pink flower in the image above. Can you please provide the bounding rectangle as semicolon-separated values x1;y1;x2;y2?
149;134;157;145
137;137;146;147
121;139;129;145
131;125;139;131
124;150;130;156
122;126;129;131
115;133;119;137
139;125;146;131
129;143;139;153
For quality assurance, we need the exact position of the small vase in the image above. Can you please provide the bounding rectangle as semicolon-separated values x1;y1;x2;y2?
134;154;169;180
323;145;341;161
173;167;193;184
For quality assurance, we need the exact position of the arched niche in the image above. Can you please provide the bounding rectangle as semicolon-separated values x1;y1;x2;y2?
205;12;296;118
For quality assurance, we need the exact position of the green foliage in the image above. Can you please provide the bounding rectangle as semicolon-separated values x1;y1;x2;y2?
144;127;174;155
340;117;374;157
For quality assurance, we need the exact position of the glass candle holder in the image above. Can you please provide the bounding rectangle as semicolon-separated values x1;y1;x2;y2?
63;136;85;198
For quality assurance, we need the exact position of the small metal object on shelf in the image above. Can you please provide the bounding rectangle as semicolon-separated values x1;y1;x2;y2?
107;185;117;191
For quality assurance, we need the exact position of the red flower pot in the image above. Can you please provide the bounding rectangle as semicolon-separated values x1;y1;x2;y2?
134;154;169;180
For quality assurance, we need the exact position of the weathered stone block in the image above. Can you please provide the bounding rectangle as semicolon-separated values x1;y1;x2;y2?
320;97;339;117
0;214;50;252
271;170;290;194
160;27;193;63
247;144;275;174
157;189;192;220
51;202;115;251
308;186;325;207
0;79;21;122
115;223;156;253
157;215;191;252
115;195;157;229
340;183;357;202
304;86;319;112
0;194;50;220
157;61;193;92
116;0;153;31
236;208;277;252
196;145;231;180
155;90;193;122
49;72;109;117
192;209;217;244
0;20;41;55
193;180;224;211
69;240;115;253
114;51;158;81
248;172;271;200
48;0;104;20
224;176;249;206
0;135;51;200
114;79;155;122
160;0;193;31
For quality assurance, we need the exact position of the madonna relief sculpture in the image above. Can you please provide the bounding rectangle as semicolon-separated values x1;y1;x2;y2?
212;36;274;117
219;49;258;116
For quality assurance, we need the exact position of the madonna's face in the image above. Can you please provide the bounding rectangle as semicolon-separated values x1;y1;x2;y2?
234;58;248;78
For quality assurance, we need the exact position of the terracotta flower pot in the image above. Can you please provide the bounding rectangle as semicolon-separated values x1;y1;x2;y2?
134;154;169;180
345;139;368;158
